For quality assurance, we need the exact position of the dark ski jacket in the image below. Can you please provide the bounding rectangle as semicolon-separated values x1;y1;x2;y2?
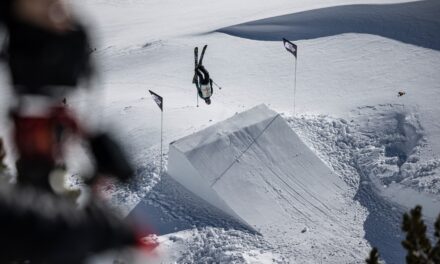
195;65;213;99
0;185;138;263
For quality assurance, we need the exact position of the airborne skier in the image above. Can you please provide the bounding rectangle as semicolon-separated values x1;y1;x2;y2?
193;45;215;105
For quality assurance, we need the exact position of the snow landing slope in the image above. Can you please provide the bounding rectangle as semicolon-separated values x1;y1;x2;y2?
167;104;368;263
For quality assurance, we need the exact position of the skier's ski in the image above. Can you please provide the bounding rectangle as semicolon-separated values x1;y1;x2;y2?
192;47;198;84
194;47;199;68
198;45;208;66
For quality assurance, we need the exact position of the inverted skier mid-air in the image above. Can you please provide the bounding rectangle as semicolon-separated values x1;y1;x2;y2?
193;45;218;105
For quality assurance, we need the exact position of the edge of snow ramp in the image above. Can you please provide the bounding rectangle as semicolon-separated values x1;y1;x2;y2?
168;104;350;234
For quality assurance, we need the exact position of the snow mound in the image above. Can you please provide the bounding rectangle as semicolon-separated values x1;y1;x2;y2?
218;0;440;50
168;104;348;229
167;104;368;263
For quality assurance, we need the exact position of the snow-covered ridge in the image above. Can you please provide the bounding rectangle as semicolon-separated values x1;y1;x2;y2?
74;0;409;48
219;0;440;50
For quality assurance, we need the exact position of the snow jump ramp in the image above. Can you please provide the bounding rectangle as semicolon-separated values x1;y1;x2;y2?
168;104;349;234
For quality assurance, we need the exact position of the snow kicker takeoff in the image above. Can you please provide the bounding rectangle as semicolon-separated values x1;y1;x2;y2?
192;45;219;105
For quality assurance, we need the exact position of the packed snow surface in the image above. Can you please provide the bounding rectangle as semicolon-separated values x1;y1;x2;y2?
166;104;368;262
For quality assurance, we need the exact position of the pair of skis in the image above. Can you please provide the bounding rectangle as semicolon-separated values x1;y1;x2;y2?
193;45;208;107
192;45;208;85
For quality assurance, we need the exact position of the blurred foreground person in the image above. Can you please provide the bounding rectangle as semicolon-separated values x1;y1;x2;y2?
0;138;12;183
1;0;133;191
0;184;138;264
0;0;156;262
0;138;6;171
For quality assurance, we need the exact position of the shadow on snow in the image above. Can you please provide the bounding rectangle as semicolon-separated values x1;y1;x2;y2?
218;0;440;51
126;173;252;237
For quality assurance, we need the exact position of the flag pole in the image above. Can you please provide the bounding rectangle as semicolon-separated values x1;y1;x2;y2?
149;90;164;176
294;56;297;117
282;38;298;118
160;109;163;175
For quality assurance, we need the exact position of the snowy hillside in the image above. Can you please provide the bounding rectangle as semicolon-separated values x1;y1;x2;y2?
1;0;439;263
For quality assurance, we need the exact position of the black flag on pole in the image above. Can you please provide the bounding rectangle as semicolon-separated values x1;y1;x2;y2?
149;90;163;111
283;38;297;58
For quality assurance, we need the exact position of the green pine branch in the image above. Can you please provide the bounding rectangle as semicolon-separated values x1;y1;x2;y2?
401;205;431;263
366;247;380;264
366;206;440;264
429;215;440;263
